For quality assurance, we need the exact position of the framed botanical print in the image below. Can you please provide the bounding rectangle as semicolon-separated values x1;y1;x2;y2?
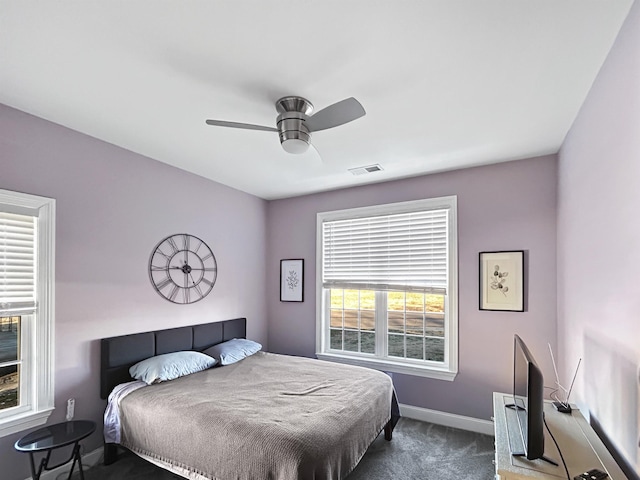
280;259;304;302
479;250;524;312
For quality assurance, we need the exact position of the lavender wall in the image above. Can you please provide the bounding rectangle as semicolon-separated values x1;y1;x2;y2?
0;104;268;480
266;155;557;421
558;0;640;475
0;100;560;479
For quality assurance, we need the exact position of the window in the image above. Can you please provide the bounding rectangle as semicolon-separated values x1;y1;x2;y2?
0;189;55;437
316;196;458;380
0;316;21;410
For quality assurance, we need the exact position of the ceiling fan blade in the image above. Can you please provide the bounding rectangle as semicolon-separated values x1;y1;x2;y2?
305;97;366;132
205;119;277;132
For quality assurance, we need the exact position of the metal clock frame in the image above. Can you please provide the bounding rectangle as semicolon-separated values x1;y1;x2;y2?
149;233;217;304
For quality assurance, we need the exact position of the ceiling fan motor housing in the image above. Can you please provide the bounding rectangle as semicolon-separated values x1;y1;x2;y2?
276;96;313;154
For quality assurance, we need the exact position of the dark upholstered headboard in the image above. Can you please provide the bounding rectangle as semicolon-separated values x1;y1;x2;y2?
100;318;246;399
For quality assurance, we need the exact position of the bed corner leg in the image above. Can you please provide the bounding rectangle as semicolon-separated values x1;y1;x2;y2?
384;420;393;441
104;443;118;465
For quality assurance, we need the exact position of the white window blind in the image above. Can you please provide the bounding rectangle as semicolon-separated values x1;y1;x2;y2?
0;212;36;314
322;209;448;294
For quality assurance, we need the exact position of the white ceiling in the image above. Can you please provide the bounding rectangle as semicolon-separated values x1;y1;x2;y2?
0;1;633;200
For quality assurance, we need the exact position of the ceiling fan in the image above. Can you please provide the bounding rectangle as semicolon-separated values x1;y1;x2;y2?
205;96;366;155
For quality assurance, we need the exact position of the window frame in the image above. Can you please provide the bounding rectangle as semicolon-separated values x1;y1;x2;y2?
0;189;55;438
315;196;458;381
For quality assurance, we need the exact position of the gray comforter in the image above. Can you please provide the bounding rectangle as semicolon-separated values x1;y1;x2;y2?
119;352;393;480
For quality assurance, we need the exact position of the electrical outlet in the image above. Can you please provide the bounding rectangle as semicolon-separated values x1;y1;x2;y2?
66;398;75;421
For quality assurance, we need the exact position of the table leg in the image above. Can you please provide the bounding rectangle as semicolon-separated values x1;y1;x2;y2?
28;451;50;480
66;443;82;480
77;445;86;480
27;453;38;480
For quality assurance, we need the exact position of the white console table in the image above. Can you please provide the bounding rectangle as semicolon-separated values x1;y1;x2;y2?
493;392;626;479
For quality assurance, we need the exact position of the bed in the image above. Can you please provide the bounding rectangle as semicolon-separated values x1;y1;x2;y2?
100;318;399;480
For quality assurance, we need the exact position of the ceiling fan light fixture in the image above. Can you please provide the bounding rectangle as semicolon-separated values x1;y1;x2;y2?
279;125;311;154
281;137;310;154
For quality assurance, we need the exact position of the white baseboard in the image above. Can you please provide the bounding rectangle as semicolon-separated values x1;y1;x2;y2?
399;403;495;436
23;446;103;480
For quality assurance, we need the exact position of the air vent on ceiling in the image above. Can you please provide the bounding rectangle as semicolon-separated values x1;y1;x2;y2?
348;164;384;176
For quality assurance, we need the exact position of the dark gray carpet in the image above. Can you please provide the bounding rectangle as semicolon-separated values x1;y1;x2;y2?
74;418;495;480
347;418;495;480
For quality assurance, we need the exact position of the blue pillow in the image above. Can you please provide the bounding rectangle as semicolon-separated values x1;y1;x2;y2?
129;351;216;385
203;338;262;365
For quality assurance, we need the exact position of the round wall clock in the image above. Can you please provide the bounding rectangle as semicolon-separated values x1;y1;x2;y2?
149;234;217;304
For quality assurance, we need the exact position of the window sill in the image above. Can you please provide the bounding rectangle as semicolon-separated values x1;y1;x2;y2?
316;352;457;381
0;408;54;438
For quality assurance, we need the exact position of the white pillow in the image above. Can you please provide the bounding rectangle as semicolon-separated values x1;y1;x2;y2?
129;351;216;385
203;338;262;365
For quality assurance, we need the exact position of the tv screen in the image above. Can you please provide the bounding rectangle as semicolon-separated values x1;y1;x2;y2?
512;334;546;461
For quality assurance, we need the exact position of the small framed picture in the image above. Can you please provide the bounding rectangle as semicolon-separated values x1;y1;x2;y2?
280;259;304;302
479;251;524;312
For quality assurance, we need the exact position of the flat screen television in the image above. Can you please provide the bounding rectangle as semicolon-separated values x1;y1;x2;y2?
509;334;556;465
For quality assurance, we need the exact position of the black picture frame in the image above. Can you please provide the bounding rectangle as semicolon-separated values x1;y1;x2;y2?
280;259;304;302
479;250;524;312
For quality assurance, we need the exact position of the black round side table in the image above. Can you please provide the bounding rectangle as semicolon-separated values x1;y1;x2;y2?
14;420;96;480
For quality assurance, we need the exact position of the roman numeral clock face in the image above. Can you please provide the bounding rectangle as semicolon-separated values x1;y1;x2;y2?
149;234;217;304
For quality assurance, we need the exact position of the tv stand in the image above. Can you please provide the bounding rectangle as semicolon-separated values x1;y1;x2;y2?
512;453;559;467
492;392;625;479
